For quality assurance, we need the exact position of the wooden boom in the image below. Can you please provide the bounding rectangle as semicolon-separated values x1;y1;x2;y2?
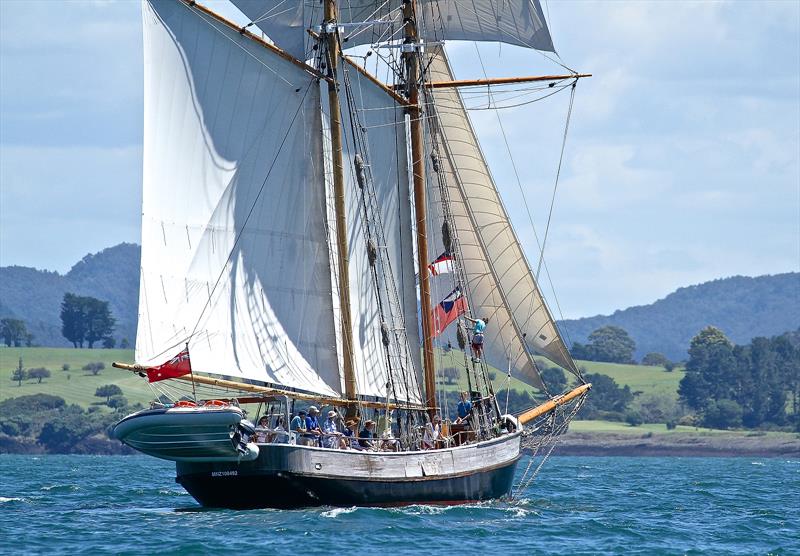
426;73;591;89
517;383;591;425
112;362;426;412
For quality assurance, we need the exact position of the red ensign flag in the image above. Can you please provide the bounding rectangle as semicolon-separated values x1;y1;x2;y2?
146;348;192;383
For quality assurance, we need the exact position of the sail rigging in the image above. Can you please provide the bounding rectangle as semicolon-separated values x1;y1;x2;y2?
229;0;555;60
328;57;424;404
137;0;342;397
423;46;581;386
136;0;582;401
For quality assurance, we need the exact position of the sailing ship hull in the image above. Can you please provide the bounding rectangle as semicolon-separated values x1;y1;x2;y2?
175;432;521;509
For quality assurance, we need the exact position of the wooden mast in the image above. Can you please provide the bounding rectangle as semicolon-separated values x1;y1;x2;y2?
403;0;437;419
323;0;358;414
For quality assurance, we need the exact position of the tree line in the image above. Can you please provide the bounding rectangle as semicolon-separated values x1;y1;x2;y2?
1;293;126;349
0;393;139;454
0;318;34;347
60;293;117;348
678;326;799;429
569;325;675;369
569;325;799;430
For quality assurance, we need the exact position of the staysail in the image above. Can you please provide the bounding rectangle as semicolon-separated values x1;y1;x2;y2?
424;46;580;387
137;0;342;397
329;61;423;404
229;0;555;60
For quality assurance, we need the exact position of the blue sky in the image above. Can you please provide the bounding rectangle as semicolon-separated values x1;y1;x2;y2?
1;0;798;319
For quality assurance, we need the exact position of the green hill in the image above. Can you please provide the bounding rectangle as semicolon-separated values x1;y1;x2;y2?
0;243;140;348
560;272;800;361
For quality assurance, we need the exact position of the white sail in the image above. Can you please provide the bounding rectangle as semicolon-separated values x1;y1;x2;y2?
324;62;423;404
424;46;579;388
137;0;342;397
229;0;554;60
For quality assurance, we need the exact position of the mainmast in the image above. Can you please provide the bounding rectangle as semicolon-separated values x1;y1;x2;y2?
402;0;437;417
323;0;358;412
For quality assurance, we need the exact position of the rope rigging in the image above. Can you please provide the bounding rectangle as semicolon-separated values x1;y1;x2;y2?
323;25;426;433
149;0;589;445
469;42;583;383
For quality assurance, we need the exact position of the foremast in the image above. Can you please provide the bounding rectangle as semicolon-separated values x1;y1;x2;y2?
402;0;437;419
322;0;359;415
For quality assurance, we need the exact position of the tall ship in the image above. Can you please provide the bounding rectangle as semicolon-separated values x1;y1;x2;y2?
113;0;592;509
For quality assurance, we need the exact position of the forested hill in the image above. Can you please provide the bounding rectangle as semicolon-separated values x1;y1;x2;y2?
560;273;800;361
0;244;139;347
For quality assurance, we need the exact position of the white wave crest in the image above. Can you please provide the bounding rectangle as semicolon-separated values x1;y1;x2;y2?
321;506;358;518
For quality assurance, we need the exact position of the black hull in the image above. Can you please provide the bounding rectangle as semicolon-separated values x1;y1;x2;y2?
177;458;519;509
174;433;523;509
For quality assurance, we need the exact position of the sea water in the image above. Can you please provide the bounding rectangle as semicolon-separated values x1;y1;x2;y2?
0;455;797;555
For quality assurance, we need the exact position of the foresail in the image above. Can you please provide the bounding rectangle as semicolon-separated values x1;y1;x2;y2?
229;0;555;60
323;61;423;404
424;46;579;388
138;0;341;397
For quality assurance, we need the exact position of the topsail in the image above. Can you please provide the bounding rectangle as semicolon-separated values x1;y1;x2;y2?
229;0;555;60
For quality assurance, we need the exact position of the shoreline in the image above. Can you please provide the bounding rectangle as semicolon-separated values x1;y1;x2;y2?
547;430;800;458
2;431;799;457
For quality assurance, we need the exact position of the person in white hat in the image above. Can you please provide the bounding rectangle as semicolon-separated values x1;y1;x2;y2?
322;409;341;449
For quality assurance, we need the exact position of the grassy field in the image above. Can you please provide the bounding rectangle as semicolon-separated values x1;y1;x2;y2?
0;346;685;410
0;347;152;408
575;359;685;398
436;349;684;399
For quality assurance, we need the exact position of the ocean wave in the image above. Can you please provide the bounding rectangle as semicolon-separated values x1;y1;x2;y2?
399;504;452;515
157;489;189;497
0;497;25;503
40;485;79;493
321;506;358;518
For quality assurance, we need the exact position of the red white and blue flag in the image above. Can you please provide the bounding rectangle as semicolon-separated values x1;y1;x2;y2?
147;347;192;383
432;287;467;337
427;252;454;276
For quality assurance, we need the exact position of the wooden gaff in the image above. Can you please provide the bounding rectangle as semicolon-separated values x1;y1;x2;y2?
112;362;427;412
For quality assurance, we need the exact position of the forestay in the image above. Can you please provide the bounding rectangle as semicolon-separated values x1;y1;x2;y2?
424;46;579;387
229;0;555;61
324;62;423;404
137;0;342;397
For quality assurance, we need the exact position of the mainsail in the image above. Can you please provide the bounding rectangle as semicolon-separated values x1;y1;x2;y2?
424;46;580;388
137;0;342;397
229;0;555;60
